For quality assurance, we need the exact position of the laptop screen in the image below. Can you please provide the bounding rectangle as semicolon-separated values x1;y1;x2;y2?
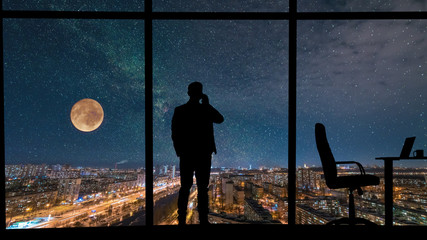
400;137;416;158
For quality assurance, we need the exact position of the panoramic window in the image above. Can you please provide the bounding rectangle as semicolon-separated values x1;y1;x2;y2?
153;20;289;224
3;0;426;230
297;19;427;225
4;19;145;229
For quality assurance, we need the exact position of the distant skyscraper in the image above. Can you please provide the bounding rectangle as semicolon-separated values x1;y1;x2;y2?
137;173;145;187
172;165;176;178
57;178;81;203
225;180;234;207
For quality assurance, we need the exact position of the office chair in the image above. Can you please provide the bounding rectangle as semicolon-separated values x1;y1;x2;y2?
315;123;380;225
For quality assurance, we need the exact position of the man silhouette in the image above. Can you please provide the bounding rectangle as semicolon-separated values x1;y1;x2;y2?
171;82;224;225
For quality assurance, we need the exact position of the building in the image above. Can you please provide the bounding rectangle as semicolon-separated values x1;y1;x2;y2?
57;178;81;203
244;199;273;222
272;184;287;198
6;191;58;217
5;164;49;179
234;186;245;205
297;168;322;191
224;180;234;207
296;204;331;225
252;184;264;199
136;173;145;187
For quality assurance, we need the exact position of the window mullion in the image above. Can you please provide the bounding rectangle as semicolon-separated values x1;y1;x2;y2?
145;0;154;227
288;0;297;226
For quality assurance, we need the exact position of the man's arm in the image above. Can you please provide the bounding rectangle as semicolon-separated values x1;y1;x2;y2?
202;94;224;124
210;105;224;124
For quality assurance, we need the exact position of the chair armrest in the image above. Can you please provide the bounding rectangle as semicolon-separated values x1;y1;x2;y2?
335;161;366;175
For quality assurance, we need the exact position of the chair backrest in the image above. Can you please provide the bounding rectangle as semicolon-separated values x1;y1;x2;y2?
315;123;337;187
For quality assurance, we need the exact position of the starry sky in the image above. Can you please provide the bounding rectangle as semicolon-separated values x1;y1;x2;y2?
298;0;426;12
3;0;427;169
297;19;427;168
2;0;145;11
4;19;146;168
152;0;289;12
153;20;289;169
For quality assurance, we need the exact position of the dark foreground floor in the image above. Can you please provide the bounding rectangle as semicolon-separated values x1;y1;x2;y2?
3;224;426;240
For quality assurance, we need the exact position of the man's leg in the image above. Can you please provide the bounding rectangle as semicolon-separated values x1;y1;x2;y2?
195;155;212;224
178;159;194;225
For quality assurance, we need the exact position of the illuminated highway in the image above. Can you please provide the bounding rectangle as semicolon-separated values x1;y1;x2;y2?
7;177;184;229
8;178;181;229
8;189;145;229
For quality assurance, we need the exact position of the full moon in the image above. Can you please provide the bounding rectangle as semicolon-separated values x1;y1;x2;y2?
70;98;104;132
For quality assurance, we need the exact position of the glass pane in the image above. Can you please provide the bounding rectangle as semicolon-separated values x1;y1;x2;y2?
2;0;145;12
4;19;145;229
153;0;288;12
153;20;288;225
298;0;427;12
297;20;427;225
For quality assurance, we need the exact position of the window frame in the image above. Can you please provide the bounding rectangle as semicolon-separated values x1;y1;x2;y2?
1;0;426;231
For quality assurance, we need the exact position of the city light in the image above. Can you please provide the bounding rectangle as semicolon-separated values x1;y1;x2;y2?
5;163;426;227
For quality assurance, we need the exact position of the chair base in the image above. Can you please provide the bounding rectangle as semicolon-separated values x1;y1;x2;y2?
327;217;377;226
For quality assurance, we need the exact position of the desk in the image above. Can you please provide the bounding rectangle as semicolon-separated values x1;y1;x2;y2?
375;156;427;227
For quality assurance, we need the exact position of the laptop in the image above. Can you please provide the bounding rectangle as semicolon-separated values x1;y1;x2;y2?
376;136;416;160
399;137;416;158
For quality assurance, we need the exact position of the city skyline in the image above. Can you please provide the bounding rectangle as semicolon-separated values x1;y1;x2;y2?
6;162;426;227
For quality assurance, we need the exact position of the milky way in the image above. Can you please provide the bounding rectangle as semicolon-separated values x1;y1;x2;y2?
153;20;289;168
4;19;145;168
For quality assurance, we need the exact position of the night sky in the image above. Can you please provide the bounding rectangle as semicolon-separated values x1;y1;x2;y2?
3;1;427;170
153;20;288;169
2;1;145;11
4;19;146;168
297;19;426;168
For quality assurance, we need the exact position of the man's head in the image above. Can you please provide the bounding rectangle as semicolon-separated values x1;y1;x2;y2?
187;81;203;100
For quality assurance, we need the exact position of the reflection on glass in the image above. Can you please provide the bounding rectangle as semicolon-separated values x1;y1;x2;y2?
153;0;288;12
298;0;427;12
4;19;145;229
297;20;427;225
2;0;145;11
153;20;288;225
